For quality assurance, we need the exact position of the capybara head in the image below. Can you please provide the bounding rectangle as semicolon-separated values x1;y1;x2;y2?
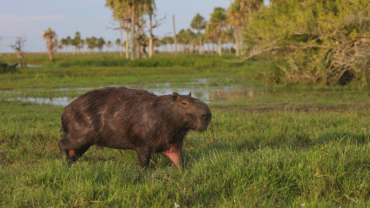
171;92;212;131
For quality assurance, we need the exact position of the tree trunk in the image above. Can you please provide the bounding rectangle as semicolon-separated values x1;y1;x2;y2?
234;28;240;57
130;4;136;60
198;30;202;54
48;38;54;62
48;50;54;62
239;29;244;55
120;21;123;57
218;36;222;56
149;14;153;58
125;23;129;59
173;15;177;55
136;15;141;59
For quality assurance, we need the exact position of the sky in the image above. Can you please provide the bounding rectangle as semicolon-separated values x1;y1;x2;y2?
0;0;268;53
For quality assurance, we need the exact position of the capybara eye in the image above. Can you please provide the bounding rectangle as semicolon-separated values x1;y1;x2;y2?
182;102;187;106
201;114;206;118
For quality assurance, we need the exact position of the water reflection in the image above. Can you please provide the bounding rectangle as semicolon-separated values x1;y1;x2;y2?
8;97;75;106
1;79;268;106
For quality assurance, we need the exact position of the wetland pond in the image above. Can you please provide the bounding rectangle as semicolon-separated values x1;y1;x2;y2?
1;79;268;106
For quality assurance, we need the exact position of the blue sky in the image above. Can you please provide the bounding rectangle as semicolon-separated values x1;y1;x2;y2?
1;0;268;53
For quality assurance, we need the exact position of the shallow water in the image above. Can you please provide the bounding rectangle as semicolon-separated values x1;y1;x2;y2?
1;79;267;106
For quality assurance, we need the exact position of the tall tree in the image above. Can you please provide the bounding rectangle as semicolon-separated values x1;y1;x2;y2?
205;24;217;54
72;31;81;54
10;36;27;67
106;0;129;57
190;13;207;54
173;15;178;55
106;0;156;60
115;38;121;51
210;7;227;56
42;28;57;62
66;36;72;52
238;0;263;23
227;2;246;56
97;37;106;53
106;40;113;52
60;38;68;52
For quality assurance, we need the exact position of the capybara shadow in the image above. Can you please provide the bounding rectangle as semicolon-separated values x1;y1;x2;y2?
58;87;212;169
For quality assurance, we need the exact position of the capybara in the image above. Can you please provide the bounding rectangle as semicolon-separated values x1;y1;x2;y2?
58;87;212;169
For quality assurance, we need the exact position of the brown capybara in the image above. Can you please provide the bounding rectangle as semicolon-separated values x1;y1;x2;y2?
58;87;212;169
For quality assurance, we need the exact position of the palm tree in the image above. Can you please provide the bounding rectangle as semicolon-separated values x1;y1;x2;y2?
190;13;207;54
86;37;97;53
164;36;174;53
227;2;246;56
222;27;234;53
269;0;285;5
178;29;195;54
97;37;106;53
238;0;263;23
57;44;63;52
210;7;227;56
60;38;68;52
72;32;81;54
66;36;72;52
42;28;57;62
205;24;217;54
106;40;113;53
106;0;155;60
115;38;121;51
106;0;130;57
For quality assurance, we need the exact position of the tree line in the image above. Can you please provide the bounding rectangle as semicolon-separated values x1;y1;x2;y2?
41;0;370;86
42;0;266;61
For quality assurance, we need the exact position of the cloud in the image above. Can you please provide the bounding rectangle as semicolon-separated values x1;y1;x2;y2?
0;15;65;21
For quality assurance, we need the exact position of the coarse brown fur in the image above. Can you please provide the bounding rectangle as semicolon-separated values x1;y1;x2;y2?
58;87;212;169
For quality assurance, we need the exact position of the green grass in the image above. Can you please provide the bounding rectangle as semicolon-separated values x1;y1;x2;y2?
0;53;260;90
1;100;370;207
2;53;370;206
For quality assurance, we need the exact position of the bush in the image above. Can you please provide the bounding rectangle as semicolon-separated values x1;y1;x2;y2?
245;0;370;86
0;63;19;74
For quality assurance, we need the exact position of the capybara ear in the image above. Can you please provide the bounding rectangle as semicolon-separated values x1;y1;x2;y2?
188;92;192;97
172;92;180;101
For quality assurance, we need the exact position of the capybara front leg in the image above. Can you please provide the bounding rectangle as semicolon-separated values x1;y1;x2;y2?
136;149;151;168
58;138;90;163
58;140;70;161
69;145;91;162
162;151;183;170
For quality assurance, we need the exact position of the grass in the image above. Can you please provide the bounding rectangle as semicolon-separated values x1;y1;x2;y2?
2;53;370;206
1;100;370;207
0;53;259;90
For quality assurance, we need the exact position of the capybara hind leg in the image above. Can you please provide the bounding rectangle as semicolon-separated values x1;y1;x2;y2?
136;149;151;168
162;151;183;170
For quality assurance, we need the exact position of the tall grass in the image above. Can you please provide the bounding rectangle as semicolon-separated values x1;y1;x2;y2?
0;53;246;68
1;100;370;206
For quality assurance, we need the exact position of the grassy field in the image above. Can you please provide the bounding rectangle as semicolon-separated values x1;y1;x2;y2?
0;53;258;90
1;53;370;207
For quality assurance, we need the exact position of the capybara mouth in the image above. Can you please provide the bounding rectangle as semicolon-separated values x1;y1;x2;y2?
196;124;210;132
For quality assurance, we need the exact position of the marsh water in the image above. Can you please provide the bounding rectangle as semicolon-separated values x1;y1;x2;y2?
1;79;267;106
